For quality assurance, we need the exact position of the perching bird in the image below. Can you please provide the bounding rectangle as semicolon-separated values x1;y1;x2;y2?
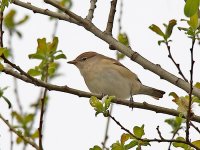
68;51;165;100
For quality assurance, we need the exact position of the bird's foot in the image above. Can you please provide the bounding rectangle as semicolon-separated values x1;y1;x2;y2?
129;96;134;110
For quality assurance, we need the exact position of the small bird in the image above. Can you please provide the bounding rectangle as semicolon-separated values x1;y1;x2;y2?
68;51;165;101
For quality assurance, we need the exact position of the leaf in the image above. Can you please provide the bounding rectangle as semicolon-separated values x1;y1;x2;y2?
49;37;58;52
16;137;23;144
184;0;199;17
27;69;41;76
2;96;12;108
192;140;200;148
165;19;177;39
48;62;57;75
16;15;29;25
121;133;130;145
37;38;47;54
111;141;124;150
133;125;145;138
28;53;45;60
173;137;189;149
195;82;200;89
0;63;4;71
24;114;34;124
187;12;199;30
116;52;125;61
149;24;165;37
89;145;102;150
31;130;39;139
54;53;67;60
4;9;16;29
118;33;129;47
125;140;138;149
104;96;114;110
165;117;183;133
12;111;23;123
169;92;179;99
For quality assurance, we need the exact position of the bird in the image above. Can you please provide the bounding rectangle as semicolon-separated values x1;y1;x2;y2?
68;51;165;101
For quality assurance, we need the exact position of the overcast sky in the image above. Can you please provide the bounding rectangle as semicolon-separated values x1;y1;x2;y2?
1;0;200;150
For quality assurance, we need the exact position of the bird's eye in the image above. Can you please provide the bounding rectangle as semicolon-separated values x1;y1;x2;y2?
81;57;87;61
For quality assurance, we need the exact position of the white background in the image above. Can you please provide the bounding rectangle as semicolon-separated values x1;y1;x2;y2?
1;0;200;149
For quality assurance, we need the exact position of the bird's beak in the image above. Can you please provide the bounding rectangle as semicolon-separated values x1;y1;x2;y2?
67;60;77;65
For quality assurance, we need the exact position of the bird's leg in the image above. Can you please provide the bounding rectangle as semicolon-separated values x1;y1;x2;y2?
129;91;134;110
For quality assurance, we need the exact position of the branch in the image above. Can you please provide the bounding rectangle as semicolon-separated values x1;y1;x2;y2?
186;38;196;142
165;42;188;82
108;113;200;150
2;67;200;123
0;10;4;47
41;0;200;98
86;0;97;21
12;0;80;25
0;114;39;150
105;0;118;35
190;121;200;134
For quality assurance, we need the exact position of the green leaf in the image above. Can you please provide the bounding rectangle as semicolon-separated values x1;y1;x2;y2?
165;19;177;39
48;37;58;52
165;117;183;133
16;15;29;25
121;133;130;145
184;0;199;17
31;130;39;139
172;137;189;149
111;141;124;150
89;145;102;150
116;52;125;61
187;12;199;30
149;24;165;37
195;82;200;89
104;96;114;110
0;63;4;71
12;111;23;123
125;140;138;149
133;125;145;138
169;92;179;99
2;96;12;108
118;33;129;47
16;137;23;144
24;114;34;124
48;62;57;75
89;96;103;113
54;53;67;60
37;38;47;54
192;140;200;148
27;69;41;76
28;53;45;60
4;9;16;29
1;0;12;11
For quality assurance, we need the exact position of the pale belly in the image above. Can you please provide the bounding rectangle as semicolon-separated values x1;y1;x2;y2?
84;69;133;99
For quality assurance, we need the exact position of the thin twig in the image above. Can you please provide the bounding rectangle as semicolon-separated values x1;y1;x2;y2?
190;121;200;134
118;0;123;34
2;67;200;123
168;128;181;150
105;0;117;35
102;105;113;149
186;38;196;142
52;19;58;38
108;113;200;150
0;114;39;150
165;42;188;82
13;0;80;25
156;126;164;140
86;0;97;21
38;65;49;150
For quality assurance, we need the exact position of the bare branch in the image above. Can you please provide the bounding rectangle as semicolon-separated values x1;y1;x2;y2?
105;0;117;35
0;114;39;150
186;38;196;142
165;42;188;82
13;0;80;25
0;10;4;47
86;0;97;21
190;121;200;134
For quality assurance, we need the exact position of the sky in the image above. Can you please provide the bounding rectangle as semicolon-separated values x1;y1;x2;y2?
1;0;200;150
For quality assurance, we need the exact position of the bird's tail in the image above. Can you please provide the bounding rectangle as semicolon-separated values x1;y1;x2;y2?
139;85;165;100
